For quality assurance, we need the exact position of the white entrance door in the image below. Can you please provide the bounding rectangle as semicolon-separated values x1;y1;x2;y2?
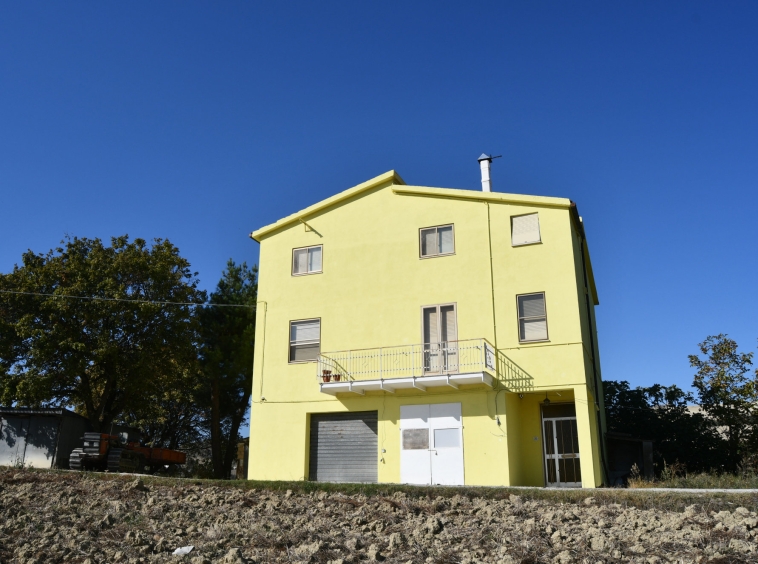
400;402;464;485
429;403;464;485
398;405;431;485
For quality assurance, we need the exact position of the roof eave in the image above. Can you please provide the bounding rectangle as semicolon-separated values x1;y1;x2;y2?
392;186;572;208
569;202;599;305
250;170;405;242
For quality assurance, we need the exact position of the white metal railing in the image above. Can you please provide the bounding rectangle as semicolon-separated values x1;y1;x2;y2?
317;338;496;383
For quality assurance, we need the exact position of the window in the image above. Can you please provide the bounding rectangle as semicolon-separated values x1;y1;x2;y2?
419;225;454;258
517;293;548;342
511;213;541;246
292;245;322;275
402;429;429;450
434;428;460;448
289;319;320;362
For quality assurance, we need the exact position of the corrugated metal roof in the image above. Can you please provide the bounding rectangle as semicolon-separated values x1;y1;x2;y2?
0;407;86;419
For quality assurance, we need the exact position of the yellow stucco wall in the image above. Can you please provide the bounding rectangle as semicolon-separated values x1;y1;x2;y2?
247;172;606;487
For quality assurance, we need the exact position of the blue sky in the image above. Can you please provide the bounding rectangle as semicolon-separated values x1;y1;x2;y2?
1;2;756;394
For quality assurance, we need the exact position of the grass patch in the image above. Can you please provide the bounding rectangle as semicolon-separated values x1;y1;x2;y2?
630;471;758;490
5;465;758;513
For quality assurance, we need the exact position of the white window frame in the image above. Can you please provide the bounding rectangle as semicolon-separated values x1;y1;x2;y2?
288;318;321;363
291;245;323;276
419;224;455;259
511;213;542;247
516;292;549;343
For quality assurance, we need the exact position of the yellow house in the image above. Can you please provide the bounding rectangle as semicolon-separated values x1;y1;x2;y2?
247;164;608;487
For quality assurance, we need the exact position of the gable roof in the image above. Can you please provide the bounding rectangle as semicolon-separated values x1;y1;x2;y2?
250;170;405;242
250;170;576;242
249;170;599;303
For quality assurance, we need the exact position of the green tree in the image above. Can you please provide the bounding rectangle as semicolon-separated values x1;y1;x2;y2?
121;366;205;450
689;334;757;471
0;236;204;433
604;379;727;474
198;260;257;479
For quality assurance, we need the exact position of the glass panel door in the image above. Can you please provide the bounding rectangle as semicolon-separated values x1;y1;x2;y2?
440;305;457;373
423;304;457;375
422;307;440;374
555;419;581;484
542;412;581;487
543;420;557;484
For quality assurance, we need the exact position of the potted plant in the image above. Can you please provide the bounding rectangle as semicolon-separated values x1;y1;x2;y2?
322;370;332;383
333;374;341;382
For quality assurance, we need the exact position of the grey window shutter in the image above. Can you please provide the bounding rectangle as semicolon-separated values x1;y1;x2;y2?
440;305;458;372
440;305;457;342
518;294;546;318
423;307;439;343
518;294;548;341
290;319;320;361
290;342;320;361
291;319;320;342
520;318;548;342
512;214;541;246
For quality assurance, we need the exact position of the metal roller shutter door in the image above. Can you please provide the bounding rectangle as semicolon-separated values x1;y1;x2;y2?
309;411;378;483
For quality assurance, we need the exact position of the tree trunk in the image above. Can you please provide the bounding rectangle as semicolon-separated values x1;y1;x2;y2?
724;422;741;473
220;390;252;479
210;377;224;478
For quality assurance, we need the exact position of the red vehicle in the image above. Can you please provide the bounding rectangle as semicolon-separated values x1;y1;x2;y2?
69;432;186;473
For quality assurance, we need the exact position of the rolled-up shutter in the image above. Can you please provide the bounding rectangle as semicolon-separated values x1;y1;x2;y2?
309;411;378;483
518;293;546;318
290;319;320;361
518;293;548;341
441;305;457;343
291;319;320;342
423;307;438;343
512;213;541;246
521;318;548;341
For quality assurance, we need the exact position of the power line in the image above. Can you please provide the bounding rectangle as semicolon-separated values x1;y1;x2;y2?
0;290;254;309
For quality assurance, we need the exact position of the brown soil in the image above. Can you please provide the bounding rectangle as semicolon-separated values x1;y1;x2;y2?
1;468;757;563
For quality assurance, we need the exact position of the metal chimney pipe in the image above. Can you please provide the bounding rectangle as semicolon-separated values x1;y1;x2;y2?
478;154;493;192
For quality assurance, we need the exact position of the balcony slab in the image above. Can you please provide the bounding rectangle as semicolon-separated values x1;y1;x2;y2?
319;371;494;395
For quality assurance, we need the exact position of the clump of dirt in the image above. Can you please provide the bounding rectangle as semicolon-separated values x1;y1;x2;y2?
1;468;757;563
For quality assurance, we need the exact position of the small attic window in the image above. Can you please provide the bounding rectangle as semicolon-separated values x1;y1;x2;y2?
511;213;541;246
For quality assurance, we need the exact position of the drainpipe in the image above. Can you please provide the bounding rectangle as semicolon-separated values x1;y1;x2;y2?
485;202;498;353
485;201;503;422
570;202;610;486
255;300;268;402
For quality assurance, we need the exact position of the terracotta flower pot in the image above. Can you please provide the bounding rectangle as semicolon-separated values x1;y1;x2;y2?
322;375;332;382
333;374;341;382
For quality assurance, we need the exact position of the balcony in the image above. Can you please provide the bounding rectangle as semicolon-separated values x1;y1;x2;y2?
317;338;497;395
